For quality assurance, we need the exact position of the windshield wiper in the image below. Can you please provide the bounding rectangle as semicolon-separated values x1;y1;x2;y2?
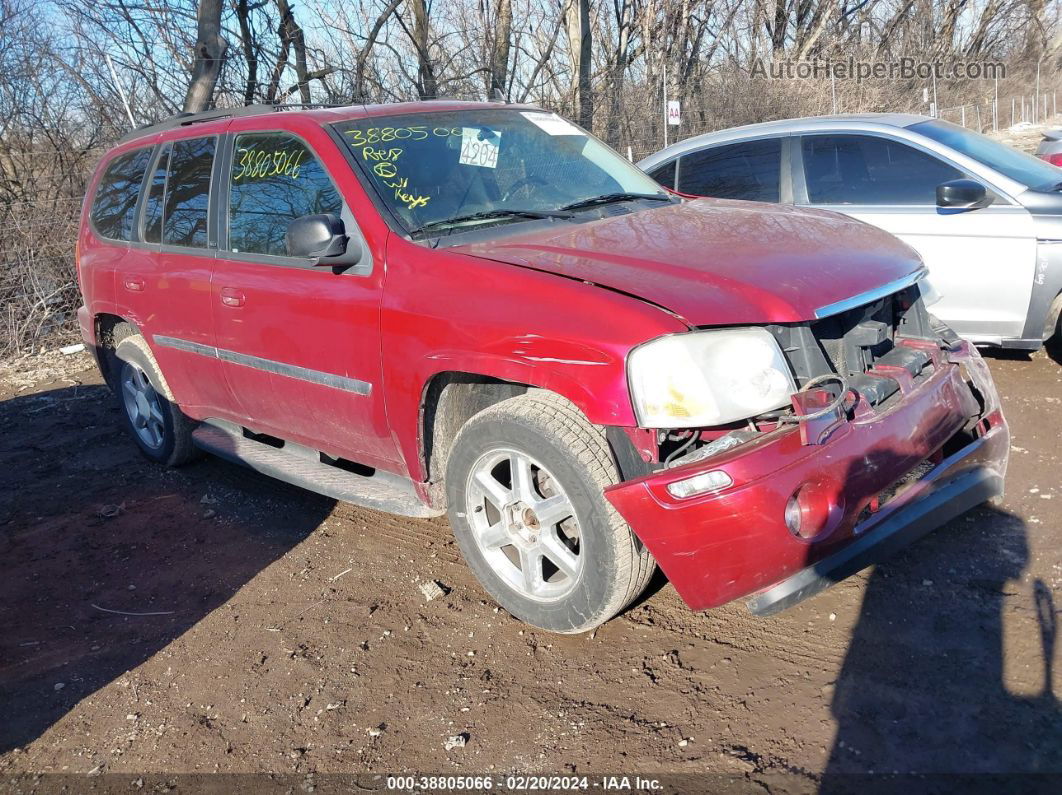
409;208;573;238
560;192;673;211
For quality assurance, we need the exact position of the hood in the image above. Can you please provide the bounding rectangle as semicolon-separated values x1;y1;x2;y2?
456;199;925;326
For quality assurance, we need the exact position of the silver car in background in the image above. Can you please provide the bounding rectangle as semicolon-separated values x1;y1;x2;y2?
640;114;1062;350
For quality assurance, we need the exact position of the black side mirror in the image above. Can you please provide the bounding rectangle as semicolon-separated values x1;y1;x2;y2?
285;213;362;266
936;179;990;210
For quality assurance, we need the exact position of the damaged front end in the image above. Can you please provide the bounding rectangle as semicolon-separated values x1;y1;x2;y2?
604;284;1009;615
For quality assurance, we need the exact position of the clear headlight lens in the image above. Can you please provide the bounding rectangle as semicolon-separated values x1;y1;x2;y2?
918;274;942;307
628;328;796;428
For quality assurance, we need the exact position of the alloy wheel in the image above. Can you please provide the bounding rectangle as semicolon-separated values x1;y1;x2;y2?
120;362;165;450
465;447;583;602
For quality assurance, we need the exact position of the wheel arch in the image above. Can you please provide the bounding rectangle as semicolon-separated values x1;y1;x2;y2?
418;372;532;505
1042;290;1062;339
94;312;141;387
416;367;650;508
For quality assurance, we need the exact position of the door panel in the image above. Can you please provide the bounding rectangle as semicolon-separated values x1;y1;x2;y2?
211;130;396;468
116;139;232;416
835;205;1037;341
798;133;1037;342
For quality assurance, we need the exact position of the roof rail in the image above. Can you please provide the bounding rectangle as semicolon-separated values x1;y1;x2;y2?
117;103;348;144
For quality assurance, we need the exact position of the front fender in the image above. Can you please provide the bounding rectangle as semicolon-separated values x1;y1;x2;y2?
381;238;688;481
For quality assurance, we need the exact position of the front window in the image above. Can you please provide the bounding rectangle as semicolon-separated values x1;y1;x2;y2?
228;132;343;256
802;134;965;205
334;109;668;237
911;119;1062;190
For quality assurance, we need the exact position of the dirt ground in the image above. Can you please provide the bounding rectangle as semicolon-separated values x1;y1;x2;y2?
0;339;1059;789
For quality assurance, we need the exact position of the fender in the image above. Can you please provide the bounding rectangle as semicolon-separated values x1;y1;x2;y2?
380;236;689;481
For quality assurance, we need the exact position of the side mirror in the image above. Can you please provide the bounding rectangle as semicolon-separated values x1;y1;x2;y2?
936;179;990;211
285;213;362;266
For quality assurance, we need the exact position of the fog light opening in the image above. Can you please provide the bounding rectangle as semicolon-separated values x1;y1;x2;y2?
784;494;803;536
785;481;837;540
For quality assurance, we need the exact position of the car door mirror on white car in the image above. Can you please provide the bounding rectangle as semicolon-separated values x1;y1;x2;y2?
936;179;991;211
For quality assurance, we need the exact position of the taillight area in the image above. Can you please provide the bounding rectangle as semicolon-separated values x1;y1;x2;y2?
74;239;84;293
1037;151;1062;167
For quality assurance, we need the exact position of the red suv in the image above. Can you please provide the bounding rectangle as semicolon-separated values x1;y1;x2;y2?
77;102;1008;633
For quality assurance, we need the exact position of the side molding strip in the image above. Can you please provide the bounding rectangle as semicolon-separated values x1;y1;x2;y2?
153;335;372;396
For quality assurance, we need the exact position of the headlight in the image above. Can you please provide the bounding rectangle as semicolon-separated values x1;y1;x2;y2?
627;328;796;428
918;274;942;307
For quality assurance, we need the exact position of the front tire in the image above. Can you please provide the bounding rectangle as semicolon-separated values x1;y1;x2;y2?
113;333;198;466
445;392;654;633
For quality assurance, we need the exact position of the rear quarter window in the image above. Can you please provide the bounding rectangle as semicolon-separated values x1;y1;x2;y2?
90;147;152;241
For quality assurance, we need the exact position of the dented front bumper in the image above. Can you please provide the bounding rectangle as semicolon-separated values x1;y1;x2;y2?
603;340;1009;614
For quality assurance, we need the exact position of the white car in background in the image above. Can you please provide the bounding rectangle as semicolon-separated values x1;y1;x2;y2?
640;113;1062;350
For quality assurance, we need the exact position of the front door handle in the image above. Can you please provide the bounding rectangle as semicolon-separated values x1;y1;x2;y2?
220;287;245;308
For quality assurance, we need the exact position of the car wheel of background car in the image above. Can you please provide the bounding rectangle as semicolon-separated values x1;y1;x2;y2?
112;330;198;466
445;391;655;633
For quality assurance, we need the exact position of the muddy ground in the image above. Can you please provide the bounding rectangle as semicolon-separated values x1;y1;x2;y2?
0;341;1059;789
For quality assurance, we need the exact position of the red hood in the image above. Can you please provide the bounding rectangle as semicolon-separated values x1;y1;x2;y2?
456;199;925;326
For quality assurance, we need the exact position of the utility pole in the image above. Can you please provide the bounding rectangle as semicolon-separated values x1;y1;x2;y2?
1035;62;1041;125
993;76;998;131
663;61;668;149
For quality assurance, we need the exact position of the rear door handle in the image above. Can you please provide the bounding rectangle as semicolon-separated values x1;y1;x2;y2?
123;277;145;292
220;287;245;308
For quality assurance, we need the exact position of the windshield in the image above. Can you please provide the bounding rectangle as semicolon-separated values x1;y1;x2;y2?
911;119;1062;190
334;109;667;236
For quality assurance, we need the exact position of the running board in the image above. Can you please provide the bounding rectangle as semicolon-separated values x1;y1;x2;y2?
191;420;442;518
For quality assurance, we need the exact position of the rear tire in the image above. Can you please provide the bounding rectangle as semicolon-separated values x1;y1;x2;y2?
445;391;655;633
113;333;198;467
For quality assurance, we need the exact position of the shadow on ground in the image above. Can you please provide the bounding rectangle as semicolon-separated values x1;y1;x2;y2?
823;503;1060;779
979;336;1062;367
0;383;335;753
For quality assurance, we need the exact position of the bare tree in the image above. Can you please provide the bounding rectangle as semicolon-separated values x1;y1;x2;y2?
183;0;228;112
407;0;439;99
489;0;513;98
234;0;259;105
565;0;592;127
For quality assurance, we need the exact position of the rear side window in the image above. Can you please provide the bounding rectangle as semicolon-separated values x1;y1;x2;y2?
227;132;342;256
164;137;216;247
647;160;676;190
91;148;152;240
678;139;781;201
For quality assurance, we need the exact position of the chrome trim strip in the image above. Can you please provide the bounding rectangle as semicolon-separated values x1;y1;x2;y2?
153;335;372;396
154;335;216;357
813;267;928;320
